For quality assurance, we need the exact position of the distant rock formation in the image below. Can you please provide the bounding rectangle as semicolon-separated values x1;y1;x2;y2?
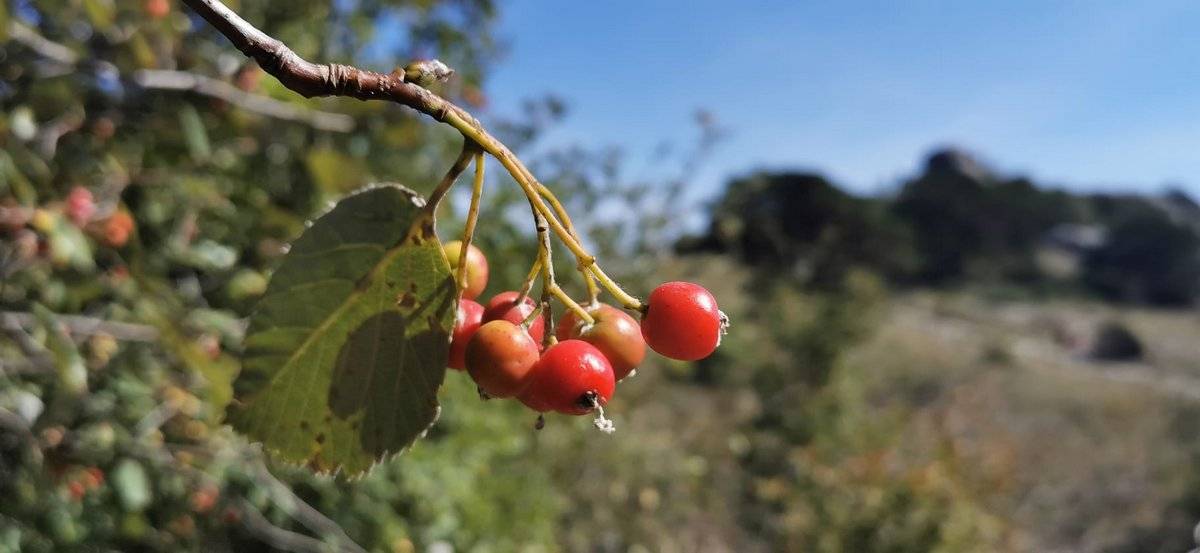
925;147;991;181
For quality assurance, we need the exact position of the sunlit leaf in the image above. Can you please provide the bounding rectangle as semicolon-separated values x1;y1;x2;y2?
231;185;455;476
82;0;115;29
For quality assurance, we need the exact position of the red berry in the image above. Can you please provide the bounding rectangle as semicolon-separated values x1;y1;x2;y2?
518;340;615;415
443;240;489;300
65;186;96;227
82;467;104;489
556;303;645;380
67;480;86;500
465;320;540;398
482;291;545;346
641;281;723;361
448;299;484;370
145;0;170;19
190;486;219;514
102;210;134;247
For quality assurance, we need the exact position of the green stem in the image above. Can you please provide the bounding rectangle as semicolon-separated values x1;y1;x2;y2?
456;153;485;293
424;141;476;216
532;206;594;325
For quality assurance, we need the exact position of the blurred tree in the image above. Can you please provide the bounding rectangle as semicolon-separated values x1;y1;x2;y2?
1082;210;1200;306
893;149;1079;284
681;171;916;287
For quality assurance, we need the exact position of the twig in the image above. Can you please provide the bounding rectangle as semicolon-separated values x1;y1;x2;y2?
7;21;79;65
6;21;354;133
0;311;159;342
0;357;54;375
181;0;644;309
133;70;355;132
35;111;85;157
0;313;53;366
247;456;367;553
135;402;180;437
0;407;36;438
237;500;339;553
422;140;477;214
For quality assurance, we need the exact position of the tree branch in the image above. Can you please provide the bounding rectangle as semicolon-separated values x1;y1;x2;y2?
133;69;355;132
0;311;159;342
7;21;78;65
237;500;340;553
181;0;644;310
246;455;367;553
183;0;447;112
6;21;354;133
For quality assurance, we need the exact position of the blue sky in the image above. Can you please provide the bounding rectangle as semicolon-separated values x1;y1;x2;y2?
485;0;1200;203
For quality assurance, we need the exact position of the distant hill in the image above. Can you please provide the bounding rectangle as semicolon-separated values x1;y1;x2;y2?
681;148;1200;306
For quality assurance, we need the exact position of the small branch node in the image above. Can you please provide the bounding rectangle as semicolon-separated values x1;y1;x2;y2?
403;60;454;88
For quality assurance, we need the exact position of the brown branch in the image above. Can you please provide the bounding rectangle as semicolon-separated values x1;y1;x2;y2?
182;0;454;118
181;0;583;252
182;0;643;309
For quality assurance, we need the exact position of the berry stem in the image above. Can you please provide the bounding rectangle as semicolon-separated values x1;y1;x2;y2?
588;264;642;311
455;152;486;294
519;301;543;328
549;284;593;325
516;257;541;302
424;141;477;216
530;180;600;301
539;299;556;349
531;207;595;326
445;111;635;311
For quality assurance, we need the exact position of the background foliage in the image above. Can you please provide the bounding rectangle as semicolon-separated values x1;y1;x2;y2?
3;1;1200;552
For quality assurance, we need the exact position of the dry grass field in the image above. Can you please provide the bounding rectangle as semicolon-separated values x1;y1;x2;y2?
845;292;1200;552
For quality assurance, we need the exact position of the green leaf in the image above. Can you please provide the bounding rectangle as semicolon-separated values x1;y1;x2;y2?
82;0;115;30
111;459;151;512
33;305;88;396
231;185;456;476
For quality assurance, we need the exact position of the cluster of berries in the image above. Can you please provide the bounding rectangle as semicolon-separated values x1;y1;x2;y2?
1;186;135;262
443;241;726;427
